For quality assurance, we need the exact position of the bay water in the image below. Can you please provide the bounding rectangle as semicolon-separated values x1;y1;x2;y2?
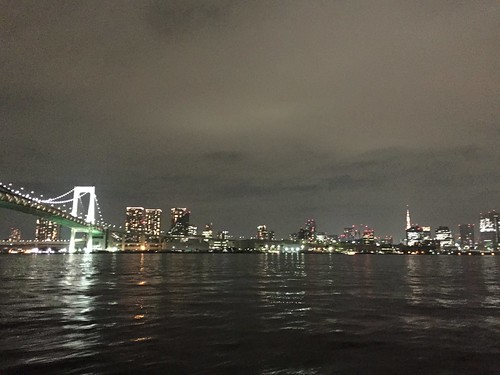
1;253;499;374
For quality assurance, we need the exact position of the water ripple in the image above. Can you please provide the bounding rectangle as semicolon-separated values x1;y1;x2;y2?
0;253;499;374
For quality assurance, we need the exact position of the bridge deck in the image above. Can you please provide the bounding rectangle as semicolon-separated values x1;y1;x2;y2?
0;191;103;235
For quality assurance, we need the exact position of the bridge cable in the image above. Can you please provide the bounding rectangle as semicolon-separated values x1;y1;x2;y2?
39;188;75;203
42;196;82;205
94;194;106;227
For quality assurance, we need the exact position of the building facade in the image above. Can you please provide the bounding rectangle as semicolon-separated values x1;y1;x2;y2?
35;218;60;242
9;227;21;242
257;225;268;240
362;228;375;245
406;225;423;246
435;226;453;248
458;224;475;249
125;207;145;242
479;211;498;249
202;223;213;239
145;209;162;236
170;208;190;236
125;207;162;242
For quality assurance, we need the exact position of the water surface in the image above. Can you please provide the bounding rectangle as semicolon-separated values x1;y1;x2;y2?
1;253;499;374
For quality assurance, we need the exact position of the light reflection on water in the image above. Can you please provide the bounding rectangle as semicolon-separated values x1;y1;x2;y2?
0;254;499;374
59;253;99;354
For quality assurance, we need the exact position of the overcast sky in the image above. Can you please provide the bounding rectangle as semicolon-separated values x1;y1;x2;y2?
1;0;499;239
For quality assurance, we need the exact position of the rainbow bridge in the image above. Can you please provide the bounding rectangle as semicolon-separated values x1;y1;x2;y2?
0;186;103;234
0;184;117;251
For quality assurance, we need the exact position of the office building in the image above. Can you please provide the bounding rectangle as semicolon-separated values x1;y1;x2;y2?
421;226;432;242
479;211;498;248
435;226;453;248
406;225;423;246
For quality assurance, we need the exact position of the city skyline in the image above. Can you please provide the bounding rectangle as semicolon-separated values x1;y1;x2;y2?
1;1;499;240
1;186;497;245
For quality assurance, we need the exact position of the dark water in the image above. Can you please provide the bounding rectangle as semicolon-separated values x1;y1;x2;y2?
0;254;499;374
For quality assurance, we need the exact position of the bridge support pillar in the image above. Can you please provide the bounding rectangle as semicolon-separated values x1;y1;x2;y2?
68;186;96;253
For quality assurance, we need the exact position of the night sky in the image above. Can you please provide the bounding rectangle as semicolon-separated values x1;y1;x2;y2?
1;0;499;240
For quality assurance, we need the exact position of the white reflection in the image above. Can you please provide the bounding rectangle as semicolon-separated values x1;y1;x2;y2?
59;253;99;353
257;253;309;329
405;255;424;305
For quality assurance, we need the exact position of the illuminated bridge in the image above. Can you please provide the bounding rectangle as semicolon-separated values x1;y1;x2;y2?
0;185;103;233
0;183;120;251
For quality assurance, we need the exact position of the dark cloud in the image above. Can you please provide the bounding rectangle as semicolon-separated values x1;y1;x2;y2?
0;0;498;239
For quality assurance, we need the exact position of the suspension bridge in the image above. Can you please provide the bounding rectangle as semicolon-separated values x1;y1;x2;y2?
0;182;121;252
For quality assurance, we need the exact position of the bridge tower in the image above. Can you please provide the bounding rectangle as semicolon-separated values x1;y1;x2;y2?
69;186;96;253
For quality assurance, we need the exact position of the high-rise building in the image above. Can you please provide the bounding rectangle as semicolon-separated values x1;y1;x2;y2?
35;218;60;241
406;225;423;246
305;219;316;241
145;209;162;236
170;208;190;236
362;228;375;245
435;226;453;248
125;207;162;241
257;225;268;240
9;227;21;242
458;224;475;249
421;226;432;242
479;211;498;249
125;207;146;242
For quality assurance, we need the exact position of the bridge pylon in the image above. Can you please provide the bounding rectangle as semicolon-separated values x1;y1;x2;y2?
69;186;96;253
